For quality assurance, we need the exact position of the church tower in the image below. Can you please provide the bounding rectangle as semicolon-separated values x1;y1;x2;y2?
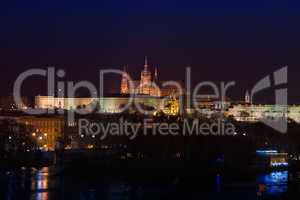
120;66;129;94
151;66;161;96
140;56;152;94
154;67;159;83
245;90;251;104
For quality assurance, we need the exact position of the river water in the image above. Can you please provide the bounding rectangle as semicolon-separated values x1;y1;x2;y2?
0;167;292;200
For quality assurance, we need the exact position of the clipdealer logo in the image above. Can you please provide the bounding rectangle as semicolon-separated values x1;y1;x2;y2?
250;66;288;133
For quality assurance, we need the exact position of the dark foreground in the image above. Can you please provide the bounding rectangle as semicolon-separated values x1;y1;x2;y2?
1;165;300;200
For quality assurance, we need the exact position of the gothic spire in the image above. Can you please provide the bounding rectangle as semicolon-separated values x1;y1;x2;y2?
245;90;251;104
144;56;148;69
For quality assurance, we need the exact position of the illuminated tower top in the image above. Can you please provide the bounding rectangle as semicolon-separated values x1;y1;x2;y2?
140;56;152;94
245;90;251;104
120;66;129;94
144;56;148;69
141;56;151;77
154;66;158;83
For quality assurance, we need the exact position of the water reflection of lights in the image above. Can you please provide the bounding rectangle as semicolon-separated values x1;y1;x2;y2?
215;174;221;193
32;167;49;200
256;171;288;196
270;162;288;167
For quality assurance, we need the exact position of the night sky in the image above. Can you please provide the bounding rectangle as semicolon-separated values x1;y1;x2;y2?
0;0;299;103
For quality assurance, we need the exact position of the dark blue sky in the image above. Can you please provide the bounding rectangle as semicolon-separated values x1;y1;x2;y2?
0;0;299;103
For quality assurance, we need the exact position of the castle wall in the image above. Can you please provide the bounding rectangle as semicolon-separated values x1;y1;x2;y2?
35;96;164;113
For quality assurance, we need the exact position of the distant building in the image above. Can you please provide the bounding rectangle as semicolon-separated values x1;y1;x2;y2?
0;96;30;110
16;116;65;150
120;57;183;97
35;96;95;110
185;95;231;115
35;95;164;113
245;90;251;104
35;57;185;114
255;150;288;168
225;104;300;122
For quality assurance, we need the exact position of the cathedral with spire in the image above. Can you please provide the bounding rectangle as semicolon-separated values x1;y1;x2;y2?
120;56;162;97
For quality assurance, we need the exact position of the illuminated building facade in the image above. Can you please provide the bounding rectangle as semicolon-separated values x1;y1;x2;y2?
35;95;164;113
163;97;179;115
35;96;96;110
120;67;130;94
35;57;184;114
245;90;251;104
120;57;180;97
226;104;300;123
256;150;288;168
16;116;65;150
35;95;300;122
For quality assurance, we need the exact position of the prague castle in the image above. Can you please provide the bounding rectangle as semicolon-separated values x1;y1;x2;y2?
35;57;182;114
33;57;300;123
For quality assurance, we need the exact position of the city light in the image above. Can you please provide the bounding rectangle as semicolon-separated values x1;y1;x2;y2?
256;150;278;155
270;162;288;167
